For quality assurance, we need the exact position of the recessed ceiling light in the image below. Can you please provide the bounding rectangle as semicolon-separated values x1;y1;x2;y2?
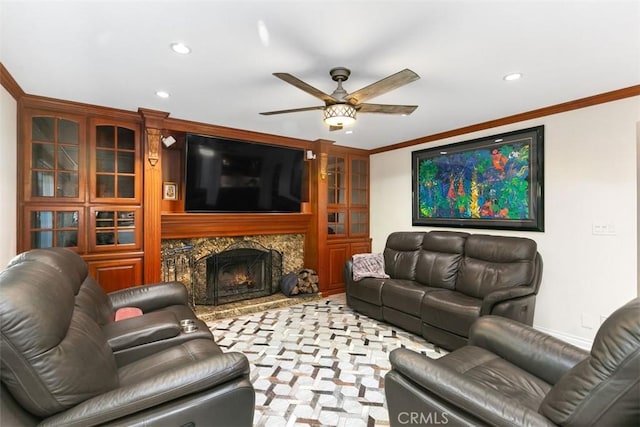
503;73;522;81
170;42;191;54
257;20;270;47
155;91;170;98
345;130;353;134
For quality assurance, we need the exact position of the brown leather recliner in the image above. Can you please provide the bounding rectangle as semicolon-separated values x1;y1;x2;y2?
7;248;213;365
385;297;640;426
0;249;255;426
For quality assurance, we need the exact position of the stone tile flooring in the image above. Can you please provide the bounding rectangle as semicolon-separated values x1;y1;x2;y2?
208;294;444;426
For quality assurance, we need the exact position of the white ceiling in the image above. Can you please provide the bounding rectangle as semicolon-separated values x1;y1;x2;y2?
1;1;638;150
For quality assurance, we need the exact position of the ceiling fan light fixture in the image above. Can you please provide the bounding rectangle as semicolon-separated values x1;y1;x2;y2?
323;104;357;127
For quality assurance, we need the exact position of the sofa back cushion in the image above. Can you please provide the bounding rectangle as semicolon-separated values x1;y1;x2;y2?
415;231;468;289
8;247;86;293
383;232;426;280
455;234;538;298
9;248;114;325
75;276;115;325
539;298;640;426
0;259;119;417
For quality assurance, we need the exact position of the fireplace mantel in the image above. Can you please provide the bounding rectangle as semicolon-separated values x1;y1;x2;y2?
161;212;313;239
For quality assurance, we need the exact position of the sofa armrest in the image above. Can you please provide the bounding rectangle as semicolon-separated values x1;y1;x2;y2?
344;259;355;287
389;348;555;426
103;310;180;351
108;281;189;312
480;285;536;315
469;316;588;385
39;352;250;427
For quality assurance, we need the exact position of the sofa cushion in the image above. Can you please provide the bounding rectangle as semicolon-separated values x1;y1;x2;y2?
346;277;386;305
10;248;116;325
433;345;552;411
415;231;467;289
383;232;425;280
456;235;537;298
0;262;119;417
539;298;640;426
382;280;437;316
421;290;481;337
118;339;224;386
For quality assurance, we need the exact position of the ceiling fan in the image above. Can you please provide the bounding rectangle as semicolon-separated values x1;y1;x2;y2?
260;67;420;131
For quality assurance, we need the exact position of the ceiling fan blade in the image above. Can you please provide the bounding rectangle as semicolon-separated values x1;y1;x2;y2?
346;69;420;105
273;73;339;103
259;106;325;115
357;103;418;115
329;125;343;131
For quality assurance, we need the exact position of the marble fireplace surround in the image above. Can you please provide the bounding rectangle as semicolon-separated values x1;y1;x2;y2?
161;234;305;305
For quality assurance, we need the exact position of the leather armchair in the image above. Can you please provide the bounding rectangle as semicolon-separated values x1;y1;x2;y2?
385;298;640;426
8;248;212;364
0;249;255;426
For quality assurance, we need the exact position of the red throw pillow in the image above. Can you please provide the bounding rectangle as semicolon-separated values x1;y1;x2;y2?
115;307;143;321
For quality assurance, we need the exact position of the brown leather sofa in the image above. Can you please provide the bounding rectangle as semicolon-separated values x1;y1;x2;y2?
385;297;640;426
0;248;255;426
345;231;543;350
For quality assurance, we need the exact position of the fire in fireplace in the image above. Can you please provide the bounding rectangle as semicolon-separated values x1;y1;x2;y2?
203;241;282;305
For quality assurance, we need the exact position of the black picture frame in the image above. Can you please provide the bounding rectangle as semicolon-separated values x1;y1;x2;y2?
412;125;544;231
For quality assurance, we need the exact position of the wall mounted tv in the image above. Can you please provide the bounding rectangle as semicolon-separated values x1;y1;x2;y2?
184;134;304;213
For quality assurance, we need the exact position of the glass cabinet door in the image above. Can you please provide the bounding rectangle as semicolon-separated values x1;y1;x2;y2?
327;155;346;205
27;114;85;202
24;207;83;251
327;210;346;236
349;157;369;236
350;157;368;207
350;210;368;236
90;206;142;251
91;122;139;202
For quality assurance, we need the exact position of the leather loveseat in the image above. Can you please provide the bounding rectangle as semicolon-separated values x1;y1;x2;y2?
345;231;542;350
0;248;255;426
385;297;640;426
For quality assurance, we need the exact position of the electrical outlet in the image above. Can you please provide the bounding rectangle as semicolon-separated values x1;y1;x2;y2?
592;222;616;236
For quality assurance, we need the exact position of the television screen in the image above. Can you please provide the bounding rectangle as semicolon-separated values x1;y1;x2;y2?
184;134;303;213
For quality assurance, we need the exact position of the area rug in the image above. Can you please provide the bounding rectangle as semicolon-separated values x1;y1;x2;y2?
208;294;444;427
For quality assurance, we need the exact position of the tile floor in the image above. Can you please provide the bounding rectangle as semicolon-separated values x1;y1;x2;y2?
208;294;444;427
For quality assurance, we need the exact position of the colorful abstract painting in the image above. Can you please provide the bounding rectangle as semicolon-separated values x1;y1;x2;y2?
412;126;544;231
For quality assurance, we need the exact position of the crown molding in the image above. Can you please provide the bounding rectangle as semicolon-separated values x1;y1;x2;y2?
0;62;25;100
370;85;640;155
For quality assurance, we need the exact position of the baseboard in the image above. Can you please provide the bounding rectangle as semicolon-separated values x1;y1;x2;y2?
534;325;592;350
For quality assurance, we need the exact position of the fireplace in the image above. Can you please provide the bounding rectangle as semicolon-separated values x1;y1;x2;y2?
161;234;303;306
202;241;282;305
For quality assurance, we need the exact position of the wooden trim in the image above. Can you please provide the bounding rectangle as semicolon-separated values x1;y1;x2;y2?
82;250;144;262
161;213;313;239
0;62;25;99
20;94;142;122
370;85;640;154
163;116;316;150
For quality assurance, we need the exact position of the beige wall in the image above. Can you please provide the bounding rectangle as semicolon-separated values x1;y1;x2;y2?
370;96;640;347
0;85;17;265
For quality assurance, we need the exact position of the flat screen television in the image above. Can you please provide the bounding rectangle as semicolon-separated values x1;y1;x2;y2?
184;134;304;213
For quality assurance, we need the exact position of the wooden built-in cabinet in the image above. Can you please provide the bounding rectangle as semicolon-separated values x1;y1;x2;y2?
316;144;371;295
17;97;370;297
19;104;144;292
